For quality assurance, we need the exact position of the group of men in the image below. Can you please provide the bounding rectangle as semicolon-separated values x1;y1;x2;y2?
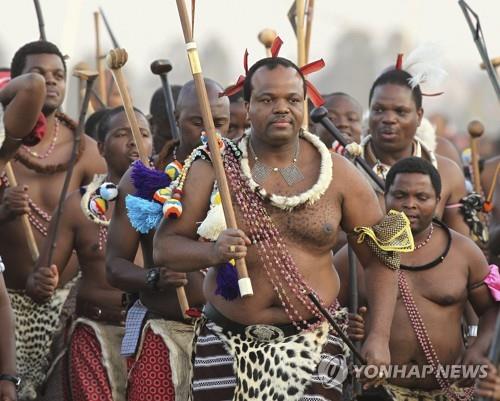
0;31;498;401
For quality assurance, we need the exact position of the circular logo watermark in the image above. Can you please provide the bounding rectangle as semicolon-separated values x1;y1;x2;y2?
317;354;348;389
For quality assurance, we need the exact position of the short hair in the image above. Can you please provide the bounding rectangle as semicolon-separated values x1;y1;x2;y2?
97;106;146;143
323;92;362;111
228;92;244;104
10;41;67;78
243;57;306;102
149;85;182;120
385;157;441;197
85;109;109;140
368;69;422;109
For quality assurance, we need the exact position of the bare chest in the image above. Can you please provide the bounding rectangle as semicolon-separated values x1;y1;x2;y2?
399;261;468;307
11;143;84;213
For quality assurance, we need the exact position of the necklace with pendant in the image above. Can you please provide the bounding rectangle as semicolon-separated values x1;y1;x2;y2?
248;138;304;186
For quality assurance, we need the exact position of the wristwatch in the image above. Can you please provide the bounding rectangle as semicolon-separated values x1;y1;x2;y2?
0;374;21;390
146;267;161;290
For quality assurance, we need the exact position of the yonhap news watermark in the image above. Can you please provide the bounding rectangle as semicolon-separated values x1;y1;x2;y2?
317;355;489;388
352;364;489;380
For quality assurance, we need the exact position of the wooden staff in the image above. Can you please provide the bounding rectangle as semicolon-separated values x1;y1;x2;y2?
175;0;253;297
150;59;180;140
304;0;315;62
258;29;277;57
295;0;309;129
296;0;307;68
106;49;149;165
94;12;107;104
4;163;39;262
33;0;46;40
468;120;484;194
47;70;98;267
106;49;191;316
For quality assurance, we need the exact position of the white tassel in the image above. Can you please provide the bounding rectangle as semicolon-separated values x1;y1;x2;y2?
197;203;226;241
404;43;447;89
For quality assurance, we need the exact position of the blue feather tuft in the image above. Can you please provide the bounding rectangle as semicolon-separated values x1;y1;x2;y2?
125;194;163;234
130;160;171;200
215;262;240;300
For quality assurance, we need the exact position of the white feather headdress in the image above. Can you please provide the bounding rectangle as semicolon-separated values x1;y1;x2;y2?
399;43;447;90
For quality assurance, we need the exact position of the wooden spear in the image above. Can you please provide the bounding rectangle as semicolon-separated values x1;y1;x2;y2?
106;48;192;316
175;0;253;297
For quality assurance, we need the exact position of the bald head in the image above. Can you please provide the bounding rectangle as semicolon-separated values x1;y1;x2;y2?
176;78;229;114
175;78;230;147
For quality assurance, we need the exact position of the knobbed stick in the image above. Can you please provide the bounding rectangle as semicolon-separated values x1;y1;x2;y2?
150;59;180;140
468;120;484;194
106;49;149;165
107;49;191;317
258;29;277;57
295;0;309;129
47;70;98;267
175;0;253;297
5;163;39;262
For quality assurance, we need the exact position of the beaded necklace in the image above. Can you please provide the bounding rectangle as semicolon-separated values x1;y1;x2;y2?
361;135;438;181
0;174;51;236
414;223;433;250
398;270;475;400
15;112;85;175
21;117;60;159
223;139;327;331
239;130;333;211
80;174;118;251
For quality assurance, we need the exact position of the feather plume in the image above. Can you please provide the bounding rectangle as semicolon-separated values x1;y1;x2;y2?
404;43;447;89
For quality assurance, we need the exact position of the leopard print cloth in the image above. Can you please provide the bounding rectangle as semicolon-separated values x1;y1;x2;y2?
8;287;71;400
191;317;350;401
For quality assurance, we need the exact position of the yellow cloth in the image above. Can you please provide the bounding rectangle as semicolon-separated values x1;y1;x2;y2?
354;210;415;270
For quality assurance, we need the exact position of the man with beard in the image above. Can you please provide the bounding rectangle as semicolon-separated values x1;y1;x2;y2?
153;57;413;401
106;78;229;400
360;68;469;236
0;40;106;400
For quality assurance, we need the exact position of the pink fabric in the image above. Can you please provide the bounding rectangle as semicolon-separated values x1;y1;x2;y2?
484;264;500;301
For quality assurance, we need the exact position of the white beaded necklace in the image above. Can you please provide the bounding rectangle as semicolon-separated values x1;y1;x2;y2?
239;130;333;211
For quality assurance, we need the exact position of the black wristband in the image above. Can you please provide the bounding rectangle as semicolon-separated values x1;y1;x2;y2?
146;267;161;291
0;374;21;389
